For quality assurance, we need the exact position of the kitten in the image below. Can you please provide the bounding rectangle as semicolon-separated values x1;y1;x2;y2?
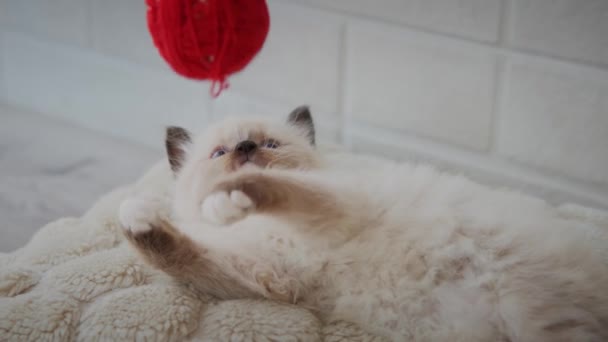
120;106;608;341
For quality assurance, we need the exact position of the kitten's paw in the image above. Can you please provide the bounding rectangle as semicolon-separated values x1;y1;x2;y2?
201;190;254;224
119;195;165;234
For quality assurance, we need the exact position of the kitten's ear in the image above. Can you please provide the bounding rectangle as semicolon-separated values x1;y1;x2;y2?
165;126;192;173
287;105;315;145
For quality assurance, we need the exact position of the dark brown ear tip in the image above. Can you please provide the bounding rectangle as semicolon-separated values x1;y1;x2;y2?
287;105;315;145
294;105;310;113
166;126;179;134
289;105;312;119
166;126;191;142
288;106;314;125
165;126;191;173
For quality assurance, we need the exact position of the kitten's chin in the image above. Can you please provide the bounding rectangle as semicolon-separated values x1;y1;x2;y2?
231;153;270;171
240;162;260;171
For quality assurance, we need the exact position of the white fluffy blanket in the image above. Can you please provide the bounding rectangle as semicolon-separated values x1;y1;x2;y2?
0;151;392;342
1;152;607;341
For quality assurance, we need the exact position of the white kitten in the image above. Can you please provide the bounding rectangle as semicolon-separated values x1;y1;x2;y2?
121;106;608;341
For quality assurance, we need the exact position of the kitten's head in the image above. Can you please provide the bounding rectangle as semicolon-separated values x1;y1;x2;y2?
166;106;319;221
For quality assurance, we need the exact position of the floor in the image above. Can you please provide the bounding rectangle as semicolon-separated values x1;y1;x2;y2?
0;105;161;252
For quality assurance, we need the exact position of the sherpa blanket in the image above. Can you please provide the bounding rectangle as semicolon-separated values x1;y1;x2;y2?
0;149;394;342
1;151;607;341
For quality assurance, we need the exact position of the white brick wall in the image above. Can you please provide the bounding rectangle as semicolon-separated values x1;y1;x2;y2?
1;32;211;147
498;58;608;186
231;2;343;116
1;0;90;47
90;0;166;69
292;0;503;43
346;22;496;150
0;0;607;209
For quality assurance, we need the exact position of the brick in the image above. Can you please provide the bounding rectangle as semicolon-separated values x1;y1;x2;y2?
346;22;496;150
229;2;342;114
497;59;608;186
2;0;88;46
510;0;608;66
90;0;166;69
290;0;502;42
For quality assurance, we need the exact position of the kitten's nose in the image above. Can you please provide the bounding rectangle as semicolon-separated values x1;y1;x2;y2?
235;140;257;155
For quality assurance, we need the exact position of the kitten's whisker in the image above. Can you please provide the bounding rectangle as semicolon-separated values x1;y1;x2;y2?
266;151;295;168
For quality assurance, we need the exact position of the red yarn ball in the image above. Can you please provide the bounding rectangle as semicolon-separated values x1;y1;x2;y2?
146;0;270;97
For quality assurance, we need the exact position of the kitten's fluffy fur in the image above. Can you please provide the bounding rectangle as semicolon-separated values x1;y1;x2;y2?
121;107;608;341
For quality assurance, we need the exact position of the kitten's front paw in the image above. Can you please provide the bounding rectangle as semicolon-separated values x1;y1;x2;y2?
201;190;254;224
119;196;165;234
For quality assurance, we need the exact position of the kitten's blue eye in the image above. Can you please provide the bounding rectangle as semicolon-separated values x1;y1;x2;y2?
263;139;279;149
210;149;226;159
